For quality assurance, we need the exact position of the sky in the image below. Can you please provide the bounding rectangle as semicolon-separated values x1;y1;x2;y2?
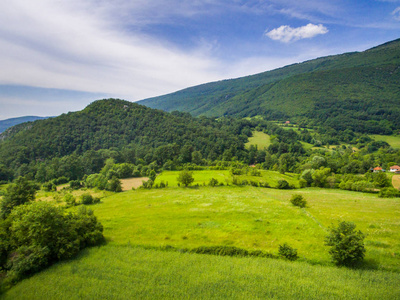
0;0;399;120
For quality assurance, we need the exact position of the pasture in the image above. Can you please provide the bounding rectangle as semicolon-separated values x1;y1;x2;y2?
2;170;400;298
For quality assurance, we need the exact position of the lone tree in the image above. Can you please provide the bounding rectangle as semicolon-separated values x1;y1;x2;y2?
177;169;194;187
325;221;366;266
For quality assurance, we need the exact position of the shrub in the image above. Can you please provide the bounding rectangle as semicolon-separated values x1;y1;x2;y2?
42;182;56;192
277;180;289;189
52;177;69;185
190;246;249;257
106;176;122;192
2;202;104;282
208;178;219;187
378;187;400;198
69;180;82;190
290;194;307;208
141;179;154;189
80;193;94;205
278;243;298;261
177;169;194;187
64;193;77;207
325;221;366;266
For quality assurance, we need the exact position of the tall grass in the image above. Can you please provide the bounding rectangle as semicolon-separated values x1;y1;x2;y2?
2;245;399;300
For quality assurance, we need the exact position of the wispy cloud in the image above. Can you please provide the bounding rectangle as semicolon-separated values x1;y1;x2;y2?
265;24;328;43
392;7;400;20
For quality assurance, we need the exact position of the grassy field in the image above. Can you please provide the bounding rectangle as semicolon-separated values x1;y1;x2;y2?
155;170;300;188
85;185;399;271
245;131;271;150
392;175;400;189
371;134;400;149
2;171;400;298
2;245;400;300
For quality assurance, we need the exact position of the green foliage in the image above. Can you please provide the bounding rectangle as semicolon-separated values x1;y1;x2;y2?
378;187;400;198
69;180;82;190
190;246;249;257
106;177;122;193
177;169;194;187
278;243;298;261
85;173;108;190
42;182;56;192
276;179;290;189
1;202;104;283
0;177;36;219
149;170;157;182
290;194;307;208
208;178;219;187
64;193;76;207
325;221;366;266
80;193;94;205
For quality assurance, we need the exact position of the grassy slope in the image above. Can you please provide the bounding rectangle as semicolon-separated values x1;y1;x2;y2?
2;246;400;300
245;131;271;150
371;134;400;149
2;182;400;299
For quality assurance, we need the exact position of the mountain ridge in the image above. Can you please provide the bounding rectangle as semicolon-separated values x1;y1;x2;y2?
139;38;400;134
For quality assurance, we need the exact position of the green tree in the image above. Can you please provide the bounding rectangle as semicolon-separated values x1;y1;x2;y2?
325;221;366;266
177;169;194;187
0;177;36;219
290;194;307;208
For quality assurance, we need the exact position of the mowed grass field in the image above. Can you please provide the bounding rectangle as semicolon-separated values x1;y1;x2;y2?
2;170;400;299
155;170;300;188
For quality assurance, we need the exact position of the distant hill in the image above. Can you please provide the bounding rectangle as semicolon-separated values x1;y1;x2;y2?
139;38;400;134
0;116;48;133
0;99;250;170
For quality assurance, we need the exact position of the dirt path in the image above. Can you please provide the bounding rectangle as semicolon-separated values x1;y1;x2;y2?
120;177;149;191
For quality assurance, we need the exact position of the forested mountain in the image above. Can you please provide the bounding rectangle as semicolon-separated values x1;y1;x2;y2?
0;99;254;180
0;116;48;133
139;38;400;134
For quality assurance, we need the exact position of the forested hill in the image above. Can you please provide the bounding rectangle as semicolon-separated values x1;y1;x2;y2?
0;116;48;133
0;99;251;173
139;38;400;134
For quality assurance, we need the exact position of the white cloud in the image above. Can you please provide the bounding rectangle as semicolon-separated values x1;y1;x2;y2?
393;7;400;20
265;23;328;43
0;0;224;101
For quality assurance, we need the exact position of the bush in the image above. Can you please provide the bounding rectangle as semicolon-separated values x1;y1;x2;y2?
290;194;307;208
190;246;249;257
106;176;122;192
69;180;82;190
80;193;94;205
177;169;194;187
278;243;298;261
64;193;76;207
277;180;290;189
378;187;400;198
208;178;219;187
42;182;56;192
52;177;69;185
2;202;104;283
325;221;366;266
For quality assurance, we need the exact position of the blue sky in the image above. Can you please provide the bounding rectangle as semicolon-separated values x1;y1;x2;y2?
0;0;399;119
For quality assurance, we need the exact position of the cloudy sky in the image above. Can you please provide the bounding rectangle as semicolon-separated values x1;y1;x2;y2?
1;0;399;119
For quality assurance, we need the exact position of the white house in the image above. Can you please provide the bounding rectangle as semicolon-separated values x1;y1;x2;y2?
389;165;400;173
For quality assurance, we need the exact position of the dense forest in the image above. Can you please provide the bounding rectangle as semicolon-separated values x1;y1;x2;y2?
140;38;400;134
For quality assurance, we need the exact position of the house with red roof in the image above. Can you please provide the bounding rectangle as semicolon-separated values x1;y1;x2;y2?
373;166;383;172
389;165;400;173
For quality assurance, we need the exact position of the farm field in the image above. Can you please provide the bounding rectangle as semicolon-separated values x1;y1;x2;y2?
120;177;149;191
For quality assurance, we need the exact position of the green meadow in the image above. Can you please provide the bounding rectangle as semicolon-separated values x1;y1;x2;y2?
2;170;400;299
371;134;400;149
155;170;300;188
245;131;271;150
2;246;399;300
